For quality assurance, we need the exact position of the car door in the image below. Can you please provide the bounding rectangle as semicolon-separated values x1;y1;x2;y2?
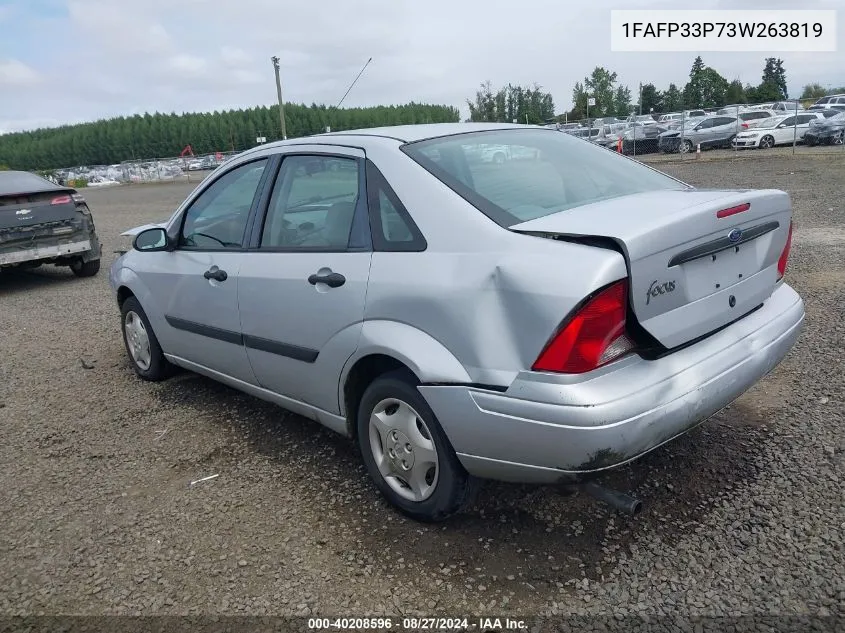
237;148;373;414
140;156;271;383
772;116;796;144
707;117;737;145
689;118;714;145
795;114;819;139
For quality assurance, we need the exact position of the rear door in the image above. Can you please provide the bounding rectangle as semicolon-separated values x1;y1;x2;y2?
237;148;372;413
136;157;271;383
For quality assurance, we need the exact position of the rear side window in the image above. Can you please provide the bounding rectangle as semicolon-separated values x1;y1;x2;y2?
401;129;686;228
365;160;426;251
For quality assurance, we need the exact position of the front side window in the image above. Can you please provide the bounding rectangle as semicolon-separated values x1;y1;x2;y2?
179;158;268;249
402;129;686;228
261;155;361;249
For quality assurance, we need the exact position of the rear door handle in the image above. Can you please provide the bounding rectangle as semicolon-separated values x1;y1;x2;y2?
203;266;228;282
308;272;345;288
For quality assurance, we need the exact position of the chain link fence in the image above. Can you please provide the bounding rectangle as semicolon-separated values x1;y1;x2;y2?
552;106;845;168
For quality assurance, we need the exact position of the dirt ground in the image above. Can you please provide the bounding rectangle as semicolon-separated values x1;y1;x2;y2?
0;155;843;622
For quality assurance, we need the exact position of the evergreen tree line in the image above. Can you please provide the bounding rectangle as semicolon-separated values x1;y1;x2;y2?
466;82;556;124
566;56;842;120
0;102;460;171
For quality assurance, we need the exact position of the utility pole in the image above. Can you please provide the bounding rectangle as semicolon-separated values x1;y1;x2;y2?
271;56;287;140
639;83;643;116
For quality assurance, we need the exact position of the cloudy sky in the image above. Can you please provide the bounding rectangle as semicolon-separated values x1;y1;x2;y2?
0;0;841;133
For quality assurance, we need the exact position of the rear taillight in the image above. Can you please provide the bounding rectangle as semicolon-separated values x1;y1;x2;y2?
741;123;749;128
777;221;793;280
51;194;72;205
531;279;635;375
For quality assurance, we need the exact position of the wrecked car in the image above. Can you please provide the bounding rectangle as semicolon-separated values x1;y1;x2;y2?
0;171;102;277
110;123;804;522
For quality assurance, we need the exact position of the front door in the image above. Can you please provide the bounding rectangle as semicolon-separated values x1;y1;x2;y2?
142;157;271;383
238;150;372;413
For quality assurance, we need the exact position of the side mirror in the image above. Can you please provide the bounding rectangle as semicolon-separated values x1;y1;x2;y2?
133;227;170;252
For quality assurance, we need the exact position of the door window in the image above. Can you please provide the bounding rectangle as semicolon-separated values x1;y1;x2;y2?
695;119;714;130
179;159;268;249
261;155;361;250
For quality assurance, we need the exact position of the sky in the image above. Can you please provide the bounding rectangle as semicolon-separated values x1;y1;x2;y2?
0;0;842;134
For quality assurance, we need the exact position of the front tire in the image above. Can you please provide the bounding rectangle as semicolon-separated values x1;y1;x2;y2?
679;139;693;154
357;370;475;522
759;135;774;149
70;258;100;277
120;296;173;381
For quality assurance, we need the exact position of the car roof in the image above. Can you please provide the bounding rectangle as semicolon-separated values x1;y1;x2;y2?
236;123;548;160
0;170;66;196
321;122;538;143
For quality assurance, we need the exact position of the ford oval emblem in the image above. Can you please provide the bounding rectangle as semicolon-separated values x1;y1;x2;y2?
728;228;743;243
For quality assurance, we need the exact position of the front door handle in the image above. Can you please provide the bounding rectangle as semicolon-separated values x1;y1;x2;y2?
308;271;345;288
203;266;228;282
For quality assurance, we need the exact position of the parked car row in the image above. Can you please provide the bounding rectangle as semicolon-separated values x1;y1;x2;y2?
560;106;845;155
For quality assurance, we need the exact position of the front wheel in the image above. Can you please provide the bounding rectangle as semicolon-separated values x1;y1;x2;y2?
834;130;845;145
806;136;817;147
678;139;693;154
120;296;173;381
759;135;775;149
357;370;475;522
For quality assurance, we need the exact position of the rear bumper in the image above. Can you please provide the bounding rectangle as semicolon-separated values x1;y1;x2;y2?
0;238;92;266
419;283;804;484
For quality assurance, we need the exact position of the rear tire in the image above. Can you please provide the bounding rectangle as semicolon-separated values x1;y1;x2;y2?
70;258;100;278
356;370;476;522
120;296;173;381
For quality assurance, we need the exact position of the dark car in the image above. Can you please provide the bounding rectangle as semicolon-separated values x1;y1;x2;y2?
803;111;845;146
0;171;102;276
620;124;669;155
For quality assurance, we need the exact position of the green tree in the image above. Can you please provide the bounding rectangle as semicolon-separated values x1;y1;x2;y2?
613;85;632;117
584;67;618;117
682;56;707;107
759;57;788;100
663;83;682;112
639;83;663;114
800;83;827;99
725;80;747;104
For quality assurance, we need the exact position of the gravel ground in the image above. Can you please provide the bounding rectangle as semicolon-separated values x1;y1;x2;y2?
0;155;843;624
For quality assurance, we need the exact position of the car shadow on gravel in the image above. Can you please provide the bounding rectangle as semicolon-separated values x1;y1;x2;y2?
155;372;772;596
0;266;75;296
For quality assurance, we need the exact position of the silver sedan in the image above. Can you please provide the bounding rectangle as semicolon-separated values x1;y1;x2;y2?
110;123;804;522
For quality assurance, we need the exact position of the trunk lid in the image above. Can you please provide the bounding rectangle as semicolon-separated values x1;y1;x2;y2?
0;189;78;231
511;189;792;349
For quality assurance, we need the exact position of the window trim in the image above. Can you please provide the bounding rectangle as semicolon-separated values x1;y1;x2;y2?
175;156;273;252
365;159;427;252
250;151;372;254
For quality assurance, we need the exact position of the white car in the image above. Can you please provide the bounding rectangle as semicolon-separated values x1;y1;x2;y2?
732;112;824;149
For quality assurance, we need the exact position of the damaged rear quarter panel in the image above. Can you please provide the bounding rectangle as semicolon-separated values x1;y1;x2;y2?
359;143;629;387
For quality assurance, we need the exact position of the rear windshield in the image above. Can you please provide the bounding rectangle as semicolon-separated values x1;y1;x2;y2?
401;129;687;227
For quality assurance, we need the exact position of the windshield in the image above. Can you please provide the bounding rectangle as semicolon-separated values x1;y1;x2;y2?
401;129;688;227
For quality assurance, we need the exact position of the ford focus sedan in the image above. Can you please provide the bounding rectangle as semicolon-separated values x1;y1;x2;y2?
110;123;804;522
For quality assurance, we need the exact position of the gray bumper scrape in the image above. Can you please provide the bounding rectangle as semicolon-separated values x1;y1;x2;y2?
0;239;92;266
419;283;805;484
